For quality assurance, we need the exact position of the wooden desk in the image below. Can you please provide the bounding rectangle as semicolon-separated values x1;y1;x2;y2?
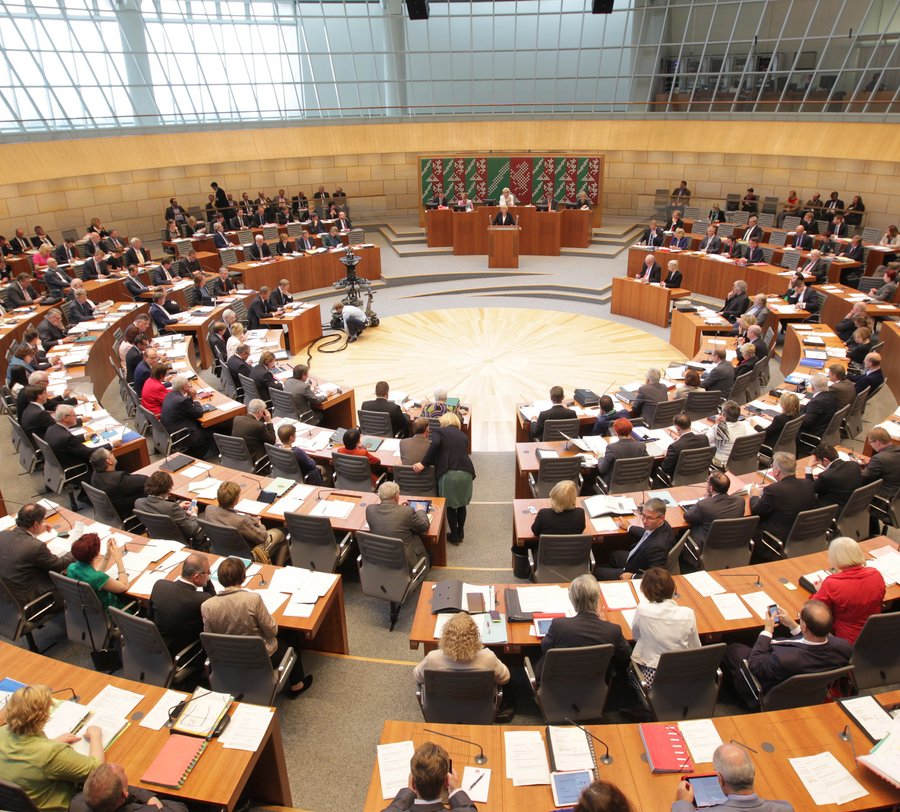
669;307;735;357
488;226;520;269
561;208;592;248
262;303;322;353
444;207;590;256
164;293;255;369
815;283;900;329
611;276;690;328
0;304;51;383
879;321;900;403
1;642;292;810
779;324;848;377
425;208;453;247
514;404;600;444
230;245;381;293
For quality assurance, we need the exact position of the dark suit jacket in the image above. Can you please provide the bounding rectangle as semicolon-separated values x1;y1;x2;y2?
296;237;316;251
382;788;476;812
638;262;661;283
213;231;230;249
31;234;55;249
38;318;67;351
247;242;272;260
743;225;763;242
92;469;148;520
622;522;674;574
208;332;227;365
0;526;73;605
124;246;150;266
227;355;252;388
667;219;685;231
683;492;745;548
270;287;291;308
9;236;29;254
809;459;862;508
532;403;577;440
801;390;838;437
788;288;820;313
789;233;813;250
700;235;722;252
71;785;189;812
67;299;94;324
150;303;175;330
851;367;883;394
750;475;816;542
744;246;764;263
21;402;54;440
361;397;410;437
701;361;735;394
45;422;96;470
150;578;216;654
250;363;281;403
247;296;274;330
862;445;900;498
54;244;75;264
125;345;143;384
232;414;276;461
6;282;38;309
721;292;750;319
660;431;711;477
192;284;213;306
663;269;683;287
160;391;204;441
631;381;668;419
80;257;108;280
493;212;515;226
840;244;864;262
211;276;236;297
274;239;295;256
597;436;648;478
640;227;665;247
42;268;72;297
762;412;797;450
537;611;631;680
124;275;149;300
421;426;475;481
592;408;629;437
747;631;852;693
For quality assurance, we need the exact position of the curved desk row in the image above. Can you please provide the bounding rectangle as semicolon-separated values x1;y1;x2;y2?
228;244;381;292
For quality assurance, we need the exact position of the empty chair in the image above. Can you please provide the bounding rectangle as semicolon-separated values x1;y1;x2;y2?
724;372;752;406
745;358;767;402
393;464;438;496
133;509;193;546
632;643;727;721
219;247;238;267
416;669;502;724
271;387;310;421
542;417;580;442
9;417;40;473
760;246;775;264
286;222;303;238
140;406;190;456
842;387;869;440
109;606;201;687
661;445;716;487
357;409;395;438
528;535;594;583
782;215;800;230
596;455;655;495
781;251;801;271
198;519;252;559
333;451;379;492
200;632;296;706
524;644;614;723
213;433;265;474
665;533;688;576
799;404;851;452
81;481;141;533
0;580;55;652
684;390;722;421
682;516;759;571
528;456;583;499
642;398;685;430
758;504;838;559
32;435;86;510
834;479;883;541
48;572;114;659
356;531;428;630
262;224;279;240
850;613;900;691
723;432;765;475
285;512;353;572
740;661;854;711
347;227;365;244
238;373;262;406
761;198;779;216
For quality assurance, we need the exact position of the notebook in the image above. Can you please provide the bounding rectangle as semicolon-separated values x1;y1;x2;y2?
141;734;208;789
639;723;694;773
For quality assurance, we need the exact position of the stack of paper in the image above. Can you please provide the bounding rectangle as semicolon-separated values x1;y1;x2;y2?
678;719;723;764
683;571;726;597
377;741;415;799
710;593;752;620
504;730;551;786
789;752;867;805
740;591;778;619
599;581;637;610
218;704;274;752
516;586;574;616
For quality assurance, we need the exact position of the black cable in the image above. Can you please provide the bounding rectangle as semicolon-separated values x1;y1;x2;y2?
304;331;348;364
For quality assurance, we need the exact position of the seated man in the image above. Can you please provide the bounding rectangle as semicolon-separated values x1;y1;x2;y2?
720;280;750;321
365;481;431;569
382;741;477;812
322;226;342;248
282;364;325;424
40;259;73;298
629;368;667;421
37;308;72;351
247;234;272;261
70;763;189;812
659;413;711;480
67;289;96;325
136;470;205;547
591;394;628;437
361;380;411;438
639;219;664;247
682;472;745;552
149;552;215;654
535;573;630;681
6;272;39;308
226;344;253;389
250;351;283;403
270;278;292;308
149;291;177;331
637;253;661;283
232;398;276;463
594;497;672;581
205;481;287;565
45;404;104;477
700;347;735;394
81;250;109;281
807;444;862;508
160;375;211;458
90;448;148;522
531;385;577;439
400;417;431;465
786;278;820;313
123;265;151;300
724;599;851;707
800;373;838;441
849;352;884;394
597;417;649;480
698;225;721;253
20;385;54;440
862;426;900;498
750;453;816;560
672;743;794;812
124;237;151;266
275;423;323;485
211;267;236;297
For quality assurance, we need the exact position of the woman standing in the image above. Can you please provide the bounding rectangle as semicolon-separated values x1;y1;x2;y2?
414;412;475;544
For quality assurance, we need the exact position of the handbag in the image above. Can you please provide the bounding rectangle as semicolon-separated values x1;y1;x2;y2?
78;590;122;673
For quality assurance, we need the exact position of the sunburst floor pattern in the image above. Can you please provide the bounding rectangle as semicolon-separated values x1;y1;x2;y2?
305;307;687;451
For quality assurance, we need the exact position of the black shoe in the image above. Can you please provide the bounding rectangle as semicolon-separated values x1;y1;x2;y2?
448;533;460;545
457;529;465;541
286;674;314;699
347;334;357;343
496;706;515;723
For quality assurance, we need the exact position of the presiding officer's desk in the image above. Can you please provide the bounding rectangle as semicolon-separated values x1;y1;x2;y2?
409;537;900;654
610;276;691;328
364;699;900;812
0;642;292;810
815;282;900;328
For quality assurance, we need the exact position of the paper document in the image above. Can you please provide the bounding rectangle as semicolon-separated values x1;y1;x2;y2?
218;703;274;752
139;690;188;730
678;719;723;764
72;711;129;755
591;516;620;534
620;608;637;630
711;593;752;620
683;571;726;597
599;581;637;610
87;685;145;718
840;696;894;742
504;730;551;786
128;568;170;597
310;500;355;519
789;751;867;805
461;766;490;803
44;701;90;739
378;740;415;799
254;589;289;615
516;585;574;615
234;498;270;515
547;725;595;772
740;590;778;620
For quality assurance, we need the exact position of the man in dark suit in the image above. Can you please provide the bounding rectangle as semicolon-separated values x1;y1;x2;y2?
37;309;71;351
45;405;99;475
230;210;251;230
247;232;272;260
164;197;187;223
701;348;735;394
0;503;73;607
30;226;55;249
666;212;685;232
823;191;844;219
365;481;431;569
535;574;630;681
682;472;746;552
210;181;234;221
862;427;900;498
839;235;865;263
274;234;295;256
787;279;820;313
6;273;38;308
149;552;215;654
590;395;629;437
335;212;352;231
270;279;291;308
296;230;316;251
160;376;211;458
430;190;450;207
81;250;109;281
90;448;148;521
659;414;712;480
827;214;849;239
361;380;411;437
212;223;231;249
102;229;126;253
743;237;764;264
153;257;178;286
827;364;856;410
750;453;816;558
207;321;228;366
211;268;236;297
54;239;77;265
850;352;884;394
639;219;665;247
720;280;750;321
149;291;177;331
662;261;683;288
597;417;649;480
68;290;96;325
699;225;722;253
725;599;851;706
595;498;673;580
531;385;577;440
800;374;838;440
382;743;477;812
124;238;151;266
742;216;763;242
797;248;825;283
227;345;253;389
637;253;661;283
719;236;743;259
8;228;29;254
123;265;150;300
247;287;277;331
807;444;862;508
15;373;76;417
41;260;73;298
20;385;54;440
788;224;812;250
249;351;282;403
232;400;276;462
630;369;668;421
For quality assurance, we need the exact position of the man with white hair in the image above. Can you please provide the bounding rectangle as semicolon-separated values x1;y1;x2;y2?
221;308;238;338
364;481;431;569
630;368;667;421
673;742;794;812
45;404;110;483
799;373;839;443
721;279;749;321
124;237;150;266
247;233;272;261
68;289;96;325
15;370;77;416
160;375;211;458
231;399;276;463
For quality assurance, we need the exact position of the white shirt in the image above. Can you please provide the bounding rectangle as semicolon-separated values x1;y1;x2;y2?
631;599;700;669
707;419;757;466
341;305;366;329
225;335;242;358
499;193;516;207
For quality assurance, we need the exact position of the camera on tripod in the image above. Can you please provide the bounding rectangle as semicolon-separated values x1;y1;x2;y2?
330;246;380;330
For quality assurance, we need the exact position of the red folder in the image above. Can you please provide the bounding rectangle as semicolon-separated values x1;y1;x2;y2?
638;723;694;773
141;734;207;789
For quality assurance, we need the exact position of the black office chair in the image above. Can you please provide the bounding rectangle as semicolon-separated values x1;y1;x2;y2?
850;613;900;691
201;632;296;706
416;669;502;724
285;512;353;573
596;455;654;495
0;580;56;653
524;644;614;724
0;778;39;812
834;479;883;541
542;417;580;442
684;390;722;421
740;661;854;711
682;516;759;571
642;398;686;430
757;504;837;559
527;456;583;499
393;464;438;496
657;445;715;487
356;531;428;630
358;409;396;438
198;519;252;559
528;535;595;583
632;643;727;721
722;432;765;476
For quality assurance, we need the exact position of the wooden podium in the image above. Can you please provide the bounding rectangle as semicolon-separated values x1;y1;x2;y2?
610;276;691;328
488;226;520;268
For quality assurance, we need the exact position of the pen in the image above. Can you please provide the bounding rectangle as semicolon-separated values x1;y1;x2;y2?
468;771;485;791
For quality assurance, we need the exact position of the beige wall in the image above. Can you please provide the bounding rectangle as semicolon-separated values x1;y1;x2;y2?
0;120;897;242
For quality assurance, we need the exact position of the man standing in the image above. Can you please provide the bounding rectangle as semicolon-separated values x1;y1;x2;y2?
400;418;431;465
365;482;431;569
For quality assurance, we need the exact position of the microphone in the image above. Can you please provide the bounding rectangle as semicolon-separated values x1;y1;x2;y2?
51;687;80;701
718;571;762;588
729;738;758;754
239;476;262;495
839;725;858;763
423;728;488;765
563;717;613;765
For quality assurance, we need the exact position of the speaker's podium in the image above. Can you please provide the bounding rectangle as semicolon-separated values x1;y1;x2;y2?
488;226;520;268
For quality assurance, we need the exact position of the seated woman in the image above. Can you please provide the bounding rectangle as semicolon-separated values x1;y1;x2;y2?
674;369;702;398
0;685;104;812
847;326;874;365
527;480;586;554
707;400;757;466
163;219;180;251
226;322;245;358
812;537;885;644
335;427;381;485
670;227;690;250
140;363;169;417
423;387;450;418
66;534;129;610
630;567;700;689
734;342;757;377
205;481;288;565
32;243;52;269
413;611;510;686
844;195;865;227
760;392;800;450
201;557;311;697
7;345;35;384
776;189;800;226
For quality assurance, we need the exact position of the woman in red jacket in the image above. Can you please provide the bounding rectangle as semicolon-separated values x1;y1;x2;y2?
140;363;169;417
334;427;380;484
813;536;885;644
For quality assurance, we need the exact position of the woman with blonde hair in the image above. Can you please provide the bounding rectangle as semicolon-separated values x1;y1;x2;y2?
531;480;585;538
0;685;104;811
225;321;245;358
413;612;509;686
812;537;885;643
761;391;801;450
32;243;52;269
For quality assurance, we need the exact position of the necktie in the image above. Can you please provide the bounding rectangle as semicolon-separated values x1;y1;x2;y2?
626;530;652;562
23;285;31;303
